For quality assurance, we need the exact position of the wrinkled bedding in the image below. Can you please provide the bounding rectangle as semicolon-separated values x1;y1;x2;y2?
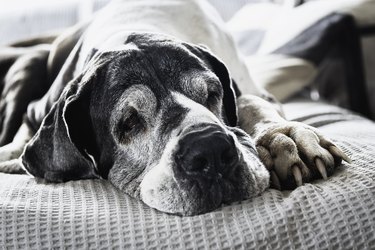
227;0;375;118
1;100;374;249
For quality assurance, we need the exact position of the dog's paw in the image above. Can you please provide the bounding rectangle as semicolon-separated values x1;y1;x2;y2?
255;121;351;190
0;159;25;174
0;140;25;162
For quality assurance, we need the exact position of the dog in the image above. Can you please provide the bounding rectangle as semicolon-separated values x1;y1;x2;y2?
0;0;350;216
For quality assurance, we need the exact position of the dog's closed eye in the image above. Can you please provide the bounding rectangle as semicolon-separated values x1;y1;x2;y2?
116;107;145;143
204;78;223;108
205;88;223;116
206;91;221;106
123;110;140;132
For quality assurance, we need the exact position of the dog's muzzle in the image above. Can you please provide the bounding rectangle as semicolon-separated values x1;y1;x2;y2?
139;122;269;216
174;124;239;181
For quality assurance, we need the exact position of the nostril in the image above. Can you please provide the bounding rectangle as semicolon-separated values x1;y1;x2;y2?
190;156;208;172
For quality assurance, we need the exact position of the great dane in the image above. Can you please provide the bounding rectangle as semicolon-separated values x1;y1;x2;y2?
0;0;350;215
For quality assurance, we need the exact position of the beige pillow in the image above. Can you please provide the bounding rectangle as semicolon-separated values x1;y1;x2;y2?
245;54;317;101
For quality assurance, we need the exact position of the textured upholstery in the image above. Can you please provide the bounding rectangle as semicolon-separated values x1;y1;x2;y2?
1;1;374;249
1;101;374;249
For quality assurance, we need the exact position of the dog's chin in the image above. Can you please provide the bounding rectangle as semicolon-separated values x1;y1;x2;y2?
141;178;227;216
139;161;266;216
140;177;238;216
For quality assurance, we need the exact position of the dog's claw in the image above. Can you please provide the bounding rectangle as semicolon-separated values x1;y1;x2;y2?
270;171;281;190
315;158;327;180
329;145;351;163
292;165;302;187
254;121;350;190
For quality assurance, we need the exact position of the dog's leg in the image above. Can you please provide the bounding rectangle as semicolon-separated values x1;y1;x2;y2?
0;39;55;173
237;94;350;190
0;25;86;173
9;33;59;47
0;22;88;145
0;122;34;174
0;47;50;146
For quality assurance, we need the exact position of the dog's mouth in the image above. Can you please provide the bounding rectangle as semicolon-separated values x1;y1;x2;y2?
140;165;249;216
170;166;247;215
138;124;266;216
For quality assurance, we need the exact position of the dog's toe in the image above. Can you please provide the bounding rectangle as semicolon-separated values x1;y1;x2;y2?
256;122;350;190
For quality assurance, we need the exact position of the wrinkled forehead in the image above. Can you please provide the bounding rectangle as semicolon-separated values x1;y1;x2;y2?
102;44;221;104
112;72;216;114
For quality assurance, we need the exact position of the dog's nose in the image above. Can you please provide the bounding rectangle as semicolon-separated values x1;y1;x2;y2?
175;125;238;178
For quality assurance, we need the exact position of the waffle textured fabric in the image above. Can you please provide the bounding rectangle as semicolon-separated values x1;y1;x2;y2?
0;101;374;249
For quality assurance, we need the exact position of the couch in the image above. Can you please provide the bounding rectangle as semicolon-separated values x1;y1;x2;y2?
1;0;374;249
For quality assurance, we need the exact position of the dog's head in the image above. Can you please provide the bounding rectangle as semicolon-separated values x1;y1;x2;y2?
22;33;269;215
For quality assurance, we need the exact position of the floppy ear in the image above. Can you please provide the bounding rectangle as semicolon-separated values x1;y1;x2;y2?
184;44;238;127
21;74;99;182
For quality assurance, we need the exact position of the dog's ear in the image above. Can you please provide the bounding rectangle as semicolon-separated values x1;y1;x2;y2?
185;44;238;127
21;73;99;182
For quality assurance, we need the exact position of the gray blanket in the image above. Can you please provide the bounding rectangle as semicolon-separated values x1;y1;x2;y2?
1;100;374;249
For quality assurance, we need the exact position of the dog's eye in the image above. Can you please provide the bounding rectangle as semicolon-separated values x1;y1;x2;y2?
123;111;140;132
206;91;221;106
116;108;144;143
